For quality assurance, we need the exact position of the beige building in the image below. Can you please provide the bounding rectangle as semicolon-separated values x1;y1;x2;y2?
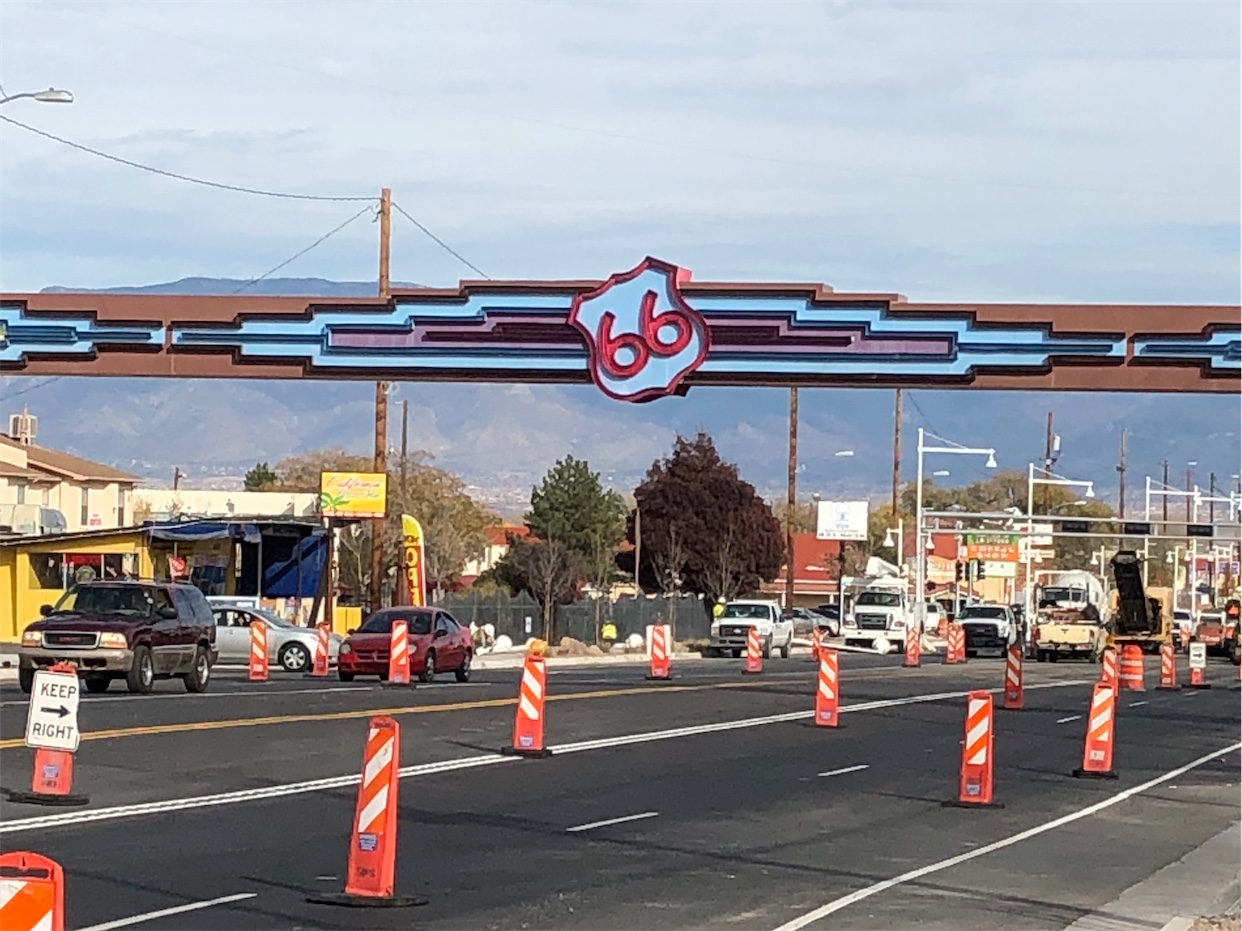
0;423;142;533
134;489;319;522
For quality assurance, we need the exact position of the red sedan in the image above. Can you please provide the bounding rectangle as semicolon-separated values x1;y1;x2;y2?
337;607;474;683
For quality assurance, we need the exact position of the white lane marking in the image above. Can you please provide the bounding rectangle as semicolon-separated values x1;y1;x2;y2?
769;741;1242;931
1056;715;1082;724
566;811;659;833
77;893;257;931
1129;700;1149;707
818;764;869;778
0;681;1083;836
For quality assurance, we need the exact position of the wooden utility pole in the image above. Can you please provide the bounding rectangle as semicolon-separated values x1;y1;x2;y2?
891;388;903;518
1040;411;1054;513
370;187;392;614
1116;430;1127;518
785;387;798;612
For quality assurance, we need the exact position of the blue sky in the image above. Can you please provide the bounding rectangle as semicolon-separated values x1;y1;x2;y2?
0;1;1238;498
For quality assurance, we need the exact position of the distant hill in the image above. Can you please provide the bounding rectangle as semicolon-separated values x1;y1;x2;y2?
3;277;1236;510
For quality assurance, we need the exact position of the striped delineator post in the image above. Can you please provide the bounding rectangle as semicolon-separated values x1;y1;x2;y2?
1157;642;1178;690
307;717;426;909
248;620;268;682
944;690;1000;807
1002;645;1023;710
902;623;921;668
0;851;65;931
646;624;672;681
1073;683;1118;779
815;649;839;727
743;627;763;675
1099;646;1118;689
387;620;410;686
502;655;552;757
311;624;331;678
944;625;965;665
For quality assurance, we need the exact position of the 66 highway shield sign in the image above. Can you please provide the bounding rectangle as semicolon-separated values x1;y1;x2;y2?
25;668;81;752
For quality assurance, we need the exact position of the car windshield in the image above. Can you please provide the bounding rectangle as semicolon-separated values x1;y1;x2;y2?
855;592;901;607
960;606;1008;620
720;604;770;619
359;611;433;635
53;585;155;618
1041;587;1086;604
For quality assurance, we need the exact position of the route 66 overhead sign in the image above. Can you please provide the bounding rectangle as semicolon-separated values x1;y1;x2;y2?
24;668;81;752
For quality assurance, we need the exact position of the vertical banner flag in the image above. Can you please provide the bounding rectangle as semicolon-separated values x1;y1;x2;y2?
401;515;427;607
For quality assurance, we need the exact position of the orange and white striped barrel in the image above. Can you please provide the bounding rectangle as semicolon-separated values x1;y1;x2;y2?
388;619;410;685
0;852;64;931
902;623;921;668
956;691;995;804
944;624;965;665
1099;646;1118;688
1002;645;1023;710
815;649;839;727
508;654;549;755
647;624;672;680
344;716;401;899
248;620;268;681
1157;642;1178;690
1118;644;1145;691
1074;682;1117;778
311;624;331;677
743;627;763;674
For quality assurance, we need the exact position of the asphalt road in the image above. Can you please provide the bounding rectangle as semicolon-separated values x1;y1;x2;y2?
1;652;1238;931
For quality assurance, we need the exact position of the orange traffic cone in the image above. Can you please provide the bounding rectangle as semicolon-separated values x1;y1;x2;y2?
7;748;89;807
1157;642;1178;690
646;624;673;681
502;655;552;757
386;619;410;686
944;691;1001;807
0;852;65;931
815;649;839;727
1002;645;1023;710
1118;644;1145;691
248;620;268;682
306;717;427;909
1099;646;1118;689
903;624;921;668
310;624;331;678
1073;683;1119;779
742;627;763;675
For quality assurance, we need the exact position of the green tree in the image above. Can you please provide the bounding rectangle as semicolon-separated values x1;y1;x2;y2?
622;432;783;612
243;462;280;492
525;455;627;591
483;537;584;641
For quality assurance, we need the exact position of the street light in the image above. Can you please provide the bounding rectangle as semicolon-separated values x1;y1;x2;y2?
0;86;74;106
915;428;999;624
1024;463;1095;624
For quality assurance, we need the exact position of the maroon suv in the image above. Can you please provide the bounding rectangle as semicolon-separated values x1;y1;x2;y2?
18;580;218;695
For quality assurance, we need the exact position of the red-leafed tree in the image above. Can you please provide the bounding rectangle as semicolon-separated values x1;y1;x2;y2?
619;432;783;613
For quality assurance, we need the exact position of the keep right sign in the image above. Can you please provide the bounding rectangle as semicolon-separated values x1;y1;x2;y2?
1188;642;1207;670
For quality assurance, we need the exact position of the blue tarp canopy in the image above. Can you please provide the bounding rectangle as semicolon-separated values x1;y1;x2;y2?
264;534;326;598
145;521;262;544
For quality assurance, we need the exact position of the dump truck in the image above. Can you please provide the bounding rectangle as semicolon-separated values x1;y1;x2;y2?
1106;550;1172;653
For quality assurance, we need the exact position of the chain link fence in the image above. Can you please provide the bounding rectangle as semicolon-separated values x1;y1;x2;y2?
438;590;712;645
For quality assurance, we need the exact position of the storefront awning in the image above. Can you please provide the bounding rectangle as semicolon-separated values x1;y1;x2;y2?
145;522;262;544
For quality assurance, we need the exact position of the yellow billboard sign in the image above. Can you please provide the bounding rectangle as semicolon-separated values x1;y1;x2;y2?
319;471;387;518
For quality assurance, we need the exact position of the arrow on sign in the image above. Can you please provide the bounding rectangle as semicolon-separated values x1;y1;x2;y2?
39;705;70;718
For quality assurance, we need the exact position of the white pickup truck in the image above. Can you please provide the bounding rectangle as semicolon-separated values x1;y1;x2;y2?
707;599;794;659
842;586;914;652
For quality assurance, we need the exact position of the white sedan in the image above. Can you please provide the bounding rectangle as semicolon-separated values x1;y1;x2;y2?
210;605;343;672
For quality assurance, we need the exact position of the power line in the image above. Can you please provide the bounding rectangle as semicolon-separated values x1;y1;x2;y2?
0;377;65;405
232;204;377;293
392;202;489;279
0;114;375;203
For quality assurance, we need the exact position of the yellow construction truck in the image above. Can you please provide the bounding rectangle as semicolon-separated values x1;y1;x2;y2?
1106;550;1172;653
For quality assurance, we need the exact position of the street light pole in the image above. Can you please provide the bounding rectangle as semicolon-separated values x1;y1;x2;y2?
0;87;74;106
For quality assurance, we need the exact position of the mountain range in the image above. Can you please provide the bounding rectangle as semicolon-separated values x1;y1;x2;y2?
2;278;1238;515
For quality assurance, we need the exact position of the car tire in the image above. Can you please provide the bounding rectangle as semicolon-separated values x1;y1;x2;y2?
779;638;790;659
182;646;211;693
126;645;155;694
278;641;312;673
455;651;472;683
419;650;436;684
84;675;111;694
1036;650;1047;662
731;649;742;659
761;638;772;660
338;671;355;682
18;667;34;694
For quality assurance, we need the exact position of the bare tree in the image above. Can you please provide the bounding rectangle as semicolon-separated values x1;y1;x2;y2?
650;523;689;637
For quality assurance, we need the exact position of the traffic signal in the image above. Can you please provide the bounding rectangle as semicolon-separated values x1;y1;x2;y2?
955;561;964;582
976;560;986;580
